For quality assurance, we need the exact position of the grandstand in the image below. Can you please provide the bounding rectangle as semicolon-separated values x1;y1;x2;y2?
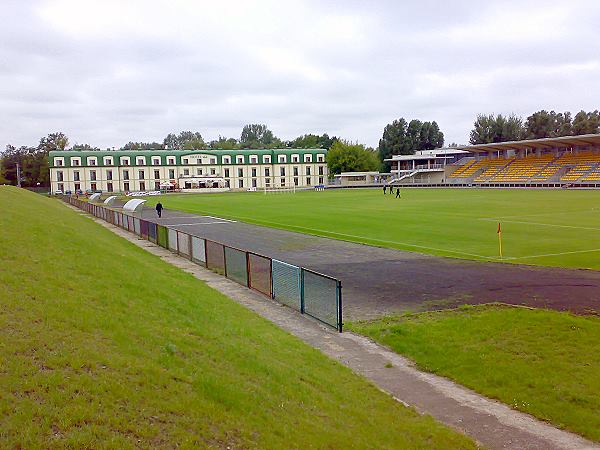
387;134;600;187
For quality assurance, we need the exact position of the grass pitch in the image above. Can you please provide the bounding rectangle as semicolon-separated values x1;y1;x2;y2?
348;305;600;442
142;188;600;269
0;186;475;449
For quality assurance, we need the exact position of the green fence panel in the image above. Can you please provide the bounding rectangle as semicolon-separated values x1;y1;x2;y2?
302;269;341;331
224;247;248;286
272;259;301;311
157;225;168;248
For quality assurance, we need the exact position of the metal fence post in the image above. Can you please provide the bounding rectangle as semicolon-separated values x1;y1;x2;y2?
300;268;305;314
337;281;343;333
223;244;228;277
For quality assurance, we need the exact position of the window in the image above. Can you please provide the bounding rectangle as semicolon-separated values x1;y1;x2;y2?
252;178;257;188
57;183;64;191
318;166;324;176
107;170;113;180
319;177;324;184
90;182;97;191
294;177;298;186
154;181;161;190
280;178;285;187
107;182;113;192
71;158;80;166
54;158;64;166
250;155;258;164
304;154;312;163
277;155;286;163
210;168;216;175
74;182;80;191
317;154;325;162
154;170;160;179
90;170;97;181
74;171;80;182
251;168;257;177
224;168;230;177
196;168;203;175
237;168;243;177
263;155;271;164
223;156;231;164
167;157;176;165
123;170;129;180
124;182;130;191
120;157;130;166
183;168;189;176
210;158;216;164
265;178;271;186
264;167;270;176
136;156;145;165
168;169;175;179
182;158;189;164
88;157;97;166
152;157;160;166
139;181;145;191
138;170;145;179
104;156;113;165
280;167;285;176
293;167;298;176
291;154;299;163
238;179;243;188
236;155;244;164
306;166;311;176
57;171;64;182
306;177;311;186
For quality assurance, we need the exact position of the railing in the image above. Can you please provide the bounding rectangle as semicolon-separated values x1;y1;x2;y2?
63;196;343;332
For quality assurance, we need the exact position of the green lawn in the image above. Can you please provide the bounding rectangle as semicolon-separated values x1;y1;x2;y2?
348;305;600;442
141;188;600;269
0;186;476;449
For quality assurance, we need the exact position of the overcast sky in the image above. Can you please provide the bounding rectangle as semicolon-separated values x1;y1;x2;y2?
1;0;599;150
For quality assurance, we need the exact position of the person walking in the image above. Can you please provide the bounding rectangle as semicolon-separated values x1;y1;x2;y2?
395;187;401;199
156;202;163;218
383;185;387;194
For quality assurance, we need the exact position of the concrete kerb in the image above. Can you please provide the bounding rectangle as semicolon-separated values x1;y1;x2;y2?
72;204;599;450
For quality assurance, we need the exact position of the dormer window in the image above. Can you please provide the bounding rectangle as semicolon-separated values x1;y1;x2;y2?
291;154;299;163
87;157;97;166
250;155;258;164
152;157;161;166
277;155;286;164
71;158;81;166
304;154;312;163
317;154;325;162
54;158;64;167
167;157;176;165
223;156;231;164
136;156;146;165
103;156;113;165
182;158;189;165
120;157;130;166
263;155;271;164
236;155;244;164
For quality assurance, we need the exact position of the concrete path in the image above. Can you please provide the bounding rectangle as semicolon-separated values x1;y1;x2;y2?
86;210;599;450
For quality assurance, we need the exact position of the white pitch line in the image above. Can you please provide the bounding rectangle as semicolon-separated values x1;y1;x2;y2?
203;215;236;223
503;248;600;260
479;218;600;231
167;221;232;226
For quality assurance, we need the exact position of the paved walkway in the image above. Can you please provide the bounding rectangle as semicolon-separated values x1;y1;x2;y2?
137;207;600;320
86;209;599;450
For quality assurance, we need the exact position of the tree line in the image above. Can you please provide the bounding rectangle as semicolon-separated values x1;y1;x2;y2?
2;110;599;187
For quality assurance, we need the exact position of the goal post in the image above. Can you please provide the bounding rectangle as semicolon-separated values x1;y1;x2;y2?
263;185;297;195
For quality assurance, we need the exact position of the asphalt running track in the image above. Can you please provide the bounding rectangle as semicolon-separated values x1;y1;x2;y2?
135;206;600;321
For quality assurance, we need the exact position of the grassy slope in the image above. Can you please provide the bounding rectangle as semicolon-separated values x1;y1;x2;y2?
0;186;475;449
348;305;600;442
141;189;600;269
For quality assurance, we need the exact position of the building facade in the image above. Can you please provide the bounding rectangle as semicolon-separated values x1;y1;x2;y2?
48;149;328;194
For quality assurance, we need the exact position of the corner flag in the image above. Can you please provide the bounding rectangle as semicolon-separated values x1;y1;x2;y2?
497;222;503;258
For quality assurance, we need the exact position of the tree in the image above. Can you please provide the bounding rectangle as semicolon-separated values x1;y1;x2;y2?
71;143;101;151
38;132;69;153
163;131;205;149
209;136;239;149
123;142;164;150
287;133;337;149
378;118;444;171
524;110;573;139
572;110;600;135
239;124;282;149
469;114;524;144
327;140;380;176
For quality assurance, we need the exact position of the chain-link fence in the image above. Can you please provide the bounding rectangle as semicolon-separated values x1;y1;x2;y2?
63;196;343;331
248;253;271;296
224;246;248;286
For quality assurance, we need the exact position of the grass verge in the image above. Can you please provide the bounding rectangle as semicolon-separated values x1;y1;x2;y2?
348;304;600;442
0;186;475;449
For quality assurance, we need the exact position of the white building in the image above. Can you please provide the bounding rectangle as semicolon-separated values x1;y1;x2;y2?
49;148;328;194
